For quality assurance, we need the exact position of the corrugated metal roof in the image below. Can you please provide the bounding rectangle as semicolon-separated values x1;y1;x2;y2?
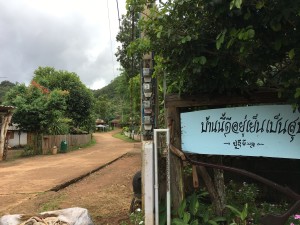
8;123;19;130
0;105;15;112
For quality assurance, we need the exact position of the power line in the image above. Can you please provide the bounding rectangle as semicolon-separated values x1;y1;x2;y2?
116;0;121;28
106;0;116;78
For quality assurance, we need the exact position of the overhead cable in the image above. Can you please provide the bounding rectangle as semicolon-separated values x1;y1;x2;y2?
106;0;116;78
116;0;121;28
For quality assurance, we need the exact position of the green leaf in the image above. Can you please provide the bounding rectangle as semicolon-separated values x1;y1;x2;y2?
214;217;227;222
189;193;200;216
230;0;242;9
237;31;245;40
216;29;227;50
230;28;237;36
178;199;187;218
247;29;255;38
159;210;167;225
190;219;199;225
229;0;235;10
256;1;264;9
294;88;300;98
193;56;207;65
274;39;282;51
225;205;242;217
167;29;172;38
243;9;251;20
288;49;295;59
226;38;235;49
157;25;163;38
240;46;245;53
241;203;248;220
208;220;219;225
202;210;209;222
178;0;184;5
172;218;188;225
270;21;281;32
183;212;190;223
235;0;242;9
199;56;207;65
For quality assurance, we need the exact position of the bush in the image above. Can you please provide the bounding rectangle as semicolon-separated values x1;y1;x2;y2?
170;182;300;225
21;145;36;157
122;126;130;133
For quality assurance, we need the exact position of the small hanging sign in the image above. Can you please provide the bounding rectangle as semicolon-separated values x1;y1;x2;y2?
181;105;300;159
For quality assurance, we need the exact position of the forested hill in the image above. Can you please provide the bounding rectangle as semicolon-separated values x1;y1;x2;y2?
0;81;15;104
92;74;128;99
1;75;128;107
92;80;116;99
91;72;140;126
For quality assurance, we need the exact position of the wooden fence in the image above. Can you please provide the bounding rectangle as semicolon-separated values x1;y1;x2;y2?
28;133;92;154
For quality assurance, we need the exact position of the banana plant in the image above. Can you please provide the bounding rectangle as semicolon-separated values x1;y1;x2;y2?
226;203;248;225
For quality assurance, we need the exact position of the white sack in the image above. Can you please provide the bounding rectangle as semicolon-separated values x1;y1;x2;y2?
0;207;94;225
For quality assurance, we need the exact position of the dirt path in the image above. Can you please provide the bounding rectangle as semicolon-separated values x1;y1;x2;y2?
0;130;142;224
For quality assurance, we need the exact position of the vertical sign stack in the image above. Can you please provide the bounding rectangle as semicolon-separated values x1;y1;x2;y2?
142;56;156;140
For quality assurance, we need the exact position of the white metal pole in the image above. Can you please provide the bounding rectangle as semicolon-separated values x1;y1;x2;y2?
153;131;159;225
153;129;171;225
166;129;171;225
143;141;155;225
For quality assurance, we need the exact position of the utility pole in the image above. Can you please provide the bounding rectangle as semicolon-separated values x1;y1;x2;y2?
140;2;157;225
130;7;135;139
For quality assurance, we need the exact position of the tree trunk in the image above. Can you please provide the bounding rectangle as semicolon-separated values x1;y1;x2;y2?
198;166;225;216
213;156;226;215
213;168;226;215
32;132;43;155
0;111;13;160
167;106;184;210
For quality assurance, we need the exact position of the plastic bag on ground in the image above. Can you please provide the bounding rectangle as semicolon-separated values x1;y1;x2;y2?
0;207;94;225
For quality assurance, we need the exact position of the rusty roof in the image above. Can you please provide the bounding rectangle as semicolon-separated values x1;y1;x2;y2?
0;105;15;112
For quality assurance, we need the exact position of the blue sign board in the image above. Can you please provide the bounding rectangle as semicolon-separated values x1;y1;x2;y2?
181;105;300;159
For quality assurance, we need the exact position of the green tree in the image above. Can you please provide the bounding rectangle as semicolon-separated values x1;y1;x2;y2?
94;95;115;123
115;12;142;79
127;0;300;105
129;74;141;125
3;82;69;135
123;0;300;214
4;82;69;154
92;72;141;129
0;81;15;104
113;73;132;124
33;67;95;132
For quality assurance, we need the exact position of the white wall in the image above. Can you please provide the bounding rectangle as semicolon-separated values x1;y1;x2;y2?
8;131;27;147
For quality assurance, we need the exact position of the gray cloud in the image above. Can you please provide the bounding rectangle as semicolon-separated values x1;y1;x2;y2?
0;0;125;89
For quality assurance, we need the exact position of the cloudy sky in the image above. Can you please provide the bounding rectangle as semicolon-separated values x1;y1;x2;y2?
0;0;127;89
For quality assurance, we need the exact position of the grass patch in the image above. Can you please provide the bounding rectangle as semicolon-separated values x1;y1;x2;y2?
113;132;140;143
68;137;96;151
39;193;66;212
5;150;24;161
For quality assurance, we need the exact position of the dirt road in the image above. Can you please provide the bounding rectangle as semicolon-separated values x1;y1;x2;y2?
0;130;142;224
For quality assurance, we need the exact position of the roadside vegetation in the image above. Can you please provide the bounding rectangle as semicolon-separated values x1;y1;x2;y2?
113;131;140;143
118;0;300;224
2;67;140;155
2;0;300;223
39;193;67;212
